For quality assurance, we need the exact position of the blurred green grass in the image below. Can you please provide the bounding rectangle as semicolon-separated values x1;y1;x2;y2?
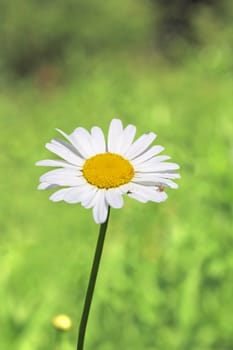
0;48;233;350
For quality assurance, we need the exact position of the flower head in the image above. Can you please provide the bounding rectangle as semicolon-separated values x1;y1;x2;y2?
36;119;180;223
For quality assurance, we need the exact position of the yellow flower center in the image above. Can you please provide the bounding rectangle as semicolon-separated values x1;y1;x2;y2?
83;153;134;189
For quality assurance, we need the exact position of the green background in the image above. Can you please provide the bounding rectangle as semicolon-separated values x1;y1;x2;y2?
0;1;233;349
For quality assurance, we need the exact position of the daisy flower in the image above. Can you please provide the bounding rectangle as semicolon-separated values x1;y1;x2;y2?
36;119;180;224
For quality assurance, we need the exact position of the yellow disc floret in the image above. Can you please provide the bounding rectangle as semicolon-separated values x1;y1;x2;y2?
83;153;134;189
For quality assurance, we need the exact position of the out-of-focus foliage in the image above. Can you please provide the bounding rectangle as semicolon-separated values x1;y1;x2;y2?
0;1;233;350
0;0;232;79
149;0;233;61
151;0;222;46
0;0;152;78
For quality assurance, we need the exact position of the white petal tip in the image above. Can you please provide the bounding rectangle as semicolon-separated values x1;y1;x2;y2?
56;128;64;135
158;191;168;200
35;160;47;166
174;164;180;170
49;194;61;202
37;183;45;190
168;183;178;189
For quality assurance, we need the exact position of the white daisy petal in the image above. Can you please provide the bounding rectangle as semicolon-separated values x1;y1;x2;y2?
118;183;131;194
55;129;83;157
50;188;72;202
40;168;85;186
157;162;180;171
46;141;84;166
131;145;165;166
63;185;90;204
135;161;180;172
133;174;178;189
82;193;99;209
36;159;77;169
150;155;171;162
51;138;82;155
41;167;80;176
129;183;168;203
93;190;108;224
107;119;123;153
91;126;106;153
81;185;98;208
128;191;149;203
153;172;181;179
70;127;96;158
45;177;85;187
125;132;156;159
105;188;124;208
118;124;137;155
38;183;58;190
152;191;168;202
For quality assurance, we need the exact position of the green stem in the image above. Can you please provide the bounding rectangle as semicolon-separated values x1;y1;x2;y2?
77;208;110;350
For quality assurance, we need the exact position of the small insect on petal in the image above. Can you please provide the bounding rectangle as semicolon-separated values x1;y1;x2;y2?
158;184;165;192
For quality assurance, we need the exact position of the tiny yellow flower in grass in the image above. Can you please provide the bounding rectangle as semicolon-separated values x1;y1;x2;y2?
52;314;72;331
36;119;180;223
